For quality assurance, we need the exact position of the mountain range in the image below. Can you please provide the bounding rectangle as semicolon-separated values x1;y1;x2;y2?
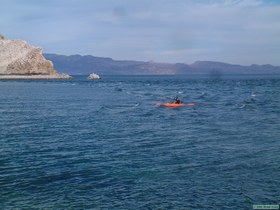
44;53;280;75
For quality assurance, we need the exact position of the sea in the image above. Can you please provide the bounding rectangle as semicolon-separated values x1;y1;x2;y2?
0;75;280;209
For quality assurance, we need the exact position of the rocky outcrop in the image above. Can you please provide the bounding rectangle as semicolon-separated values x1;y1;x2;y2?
88;73;101;80
0;35;71;79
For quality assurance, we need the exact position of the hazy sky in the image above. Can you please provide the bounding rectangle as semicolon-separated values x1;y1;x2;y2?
1;0;280;65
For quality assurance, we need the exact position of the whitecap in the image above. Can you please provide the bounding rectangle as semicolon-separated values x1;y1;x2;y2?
239;104;246;109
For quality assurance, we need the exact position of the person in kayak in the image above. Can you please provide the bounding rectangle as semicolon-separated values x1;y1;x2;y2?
174;96;181;104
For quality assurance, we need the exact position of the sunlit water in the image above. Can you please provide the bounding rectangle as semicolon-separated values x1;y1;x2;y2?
1;75;280;209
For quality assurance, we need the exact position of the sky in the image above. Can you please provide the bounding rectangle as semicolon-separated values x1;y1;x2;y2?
1;0;280;65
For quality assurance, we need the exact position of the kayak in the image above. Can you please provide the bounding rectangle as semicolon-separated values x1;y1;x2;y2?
164;103;195;107
164;103;185;107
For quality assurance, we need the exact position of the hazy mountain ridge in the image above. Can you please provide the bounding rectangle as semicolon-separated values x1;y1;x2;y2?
44;53;280;75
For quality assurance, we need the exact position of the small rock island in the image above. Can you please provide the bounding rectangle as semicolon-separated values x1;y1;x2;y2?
88;73;101;80
0;34;71;79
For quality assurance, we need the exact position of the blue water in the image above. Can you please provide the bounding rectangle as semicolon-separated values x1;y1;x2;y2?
1;75;280;209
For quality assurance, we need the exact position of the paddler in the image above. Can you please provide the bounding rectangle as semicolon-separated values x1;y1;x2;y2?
174;96;181;104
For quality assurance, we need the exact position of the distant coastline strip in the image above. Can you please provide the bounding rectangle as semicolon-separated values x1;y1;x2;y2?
0;74;71;79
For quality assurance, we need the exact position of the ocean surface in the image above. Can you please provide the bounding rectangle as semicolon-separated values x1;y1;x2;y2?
1;75;280;209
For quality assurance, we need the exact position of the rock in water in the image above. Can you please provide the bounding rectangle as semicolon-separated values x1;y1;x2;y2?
88;73;101;80
0;35;71;78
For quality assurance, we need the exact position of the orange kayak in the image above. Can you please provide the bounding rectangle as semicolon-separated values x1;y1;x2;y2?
164;103;195;107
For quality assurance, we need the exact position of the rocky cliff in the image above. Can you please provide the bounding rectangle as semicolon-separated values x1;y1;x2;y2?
0;34;70;78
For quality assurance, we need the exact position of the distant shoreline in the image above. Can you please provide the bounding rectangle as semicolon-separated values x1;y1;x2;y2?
0;74;72;80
